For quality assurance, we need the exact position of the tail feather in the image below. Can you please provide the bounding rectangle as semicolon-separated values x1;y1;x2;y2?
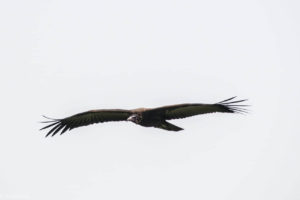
156;121;183;131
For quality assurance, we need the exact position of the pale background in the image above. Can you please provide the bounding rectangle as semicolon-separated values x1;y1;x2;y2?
0;0;299;199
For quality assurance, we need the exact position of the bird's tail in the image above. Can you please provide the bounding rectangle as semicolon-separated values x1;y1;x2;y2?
156;121;184;131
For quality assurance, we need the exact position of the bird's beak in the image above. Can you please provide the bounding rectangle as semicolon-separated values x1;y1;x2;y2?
127;116;135;121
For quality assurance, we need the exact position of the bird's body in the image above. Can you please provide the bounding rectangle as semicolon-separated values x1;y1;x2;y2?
41;97;248;137
128;109;183;131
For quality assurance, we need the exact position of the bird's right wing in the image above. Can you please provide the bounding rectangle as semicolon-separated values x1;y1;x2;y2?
40;109;132;137
147;97;248;120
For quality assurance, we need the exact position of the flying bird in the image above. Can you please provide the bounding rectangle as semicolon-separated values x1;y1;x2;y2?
40;97;248;137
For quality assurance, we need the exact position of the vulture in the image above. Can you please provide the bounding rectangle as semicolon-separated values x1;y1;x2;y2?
41;97;248;137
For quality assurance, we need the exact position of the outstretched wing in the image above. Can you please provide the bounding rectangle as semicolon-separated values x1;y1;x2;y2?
148;97;248;120
40;109;132;137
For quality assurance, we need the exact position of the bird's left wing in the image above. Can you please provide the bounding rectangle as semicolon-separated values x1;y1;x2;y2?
147;97;248;120
40;109;132;137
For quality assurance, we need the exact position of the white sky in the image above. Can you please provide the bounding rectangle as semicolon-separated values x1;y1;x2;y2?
0;0;299;199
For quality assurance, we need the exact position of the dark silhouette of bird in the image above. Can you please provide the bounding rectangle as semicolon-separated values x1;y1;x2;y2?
40;97;248;137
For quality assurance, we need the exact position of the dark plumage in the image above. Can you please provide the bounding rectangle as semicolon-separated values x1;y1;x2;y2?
40;97;248;137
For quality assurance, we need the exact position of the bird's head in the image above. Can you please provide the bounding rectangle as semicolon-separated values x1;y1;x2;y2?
127;114;142;124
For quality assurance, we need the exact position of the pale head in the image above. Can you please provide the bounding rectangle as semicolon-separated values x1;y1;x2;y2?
127;114;142;124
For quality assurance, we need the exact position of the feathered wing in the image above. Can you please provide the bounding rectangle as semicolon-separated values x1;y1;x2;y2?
148;97;248;120
40;109;132;137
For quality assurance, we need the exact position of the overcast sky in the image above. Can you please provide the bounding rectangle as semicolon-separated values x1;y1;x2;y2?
0;0;299;199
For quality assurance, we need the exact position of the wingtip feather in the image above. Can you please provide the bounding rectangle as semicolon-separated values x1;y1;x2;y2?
217;97;250;114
